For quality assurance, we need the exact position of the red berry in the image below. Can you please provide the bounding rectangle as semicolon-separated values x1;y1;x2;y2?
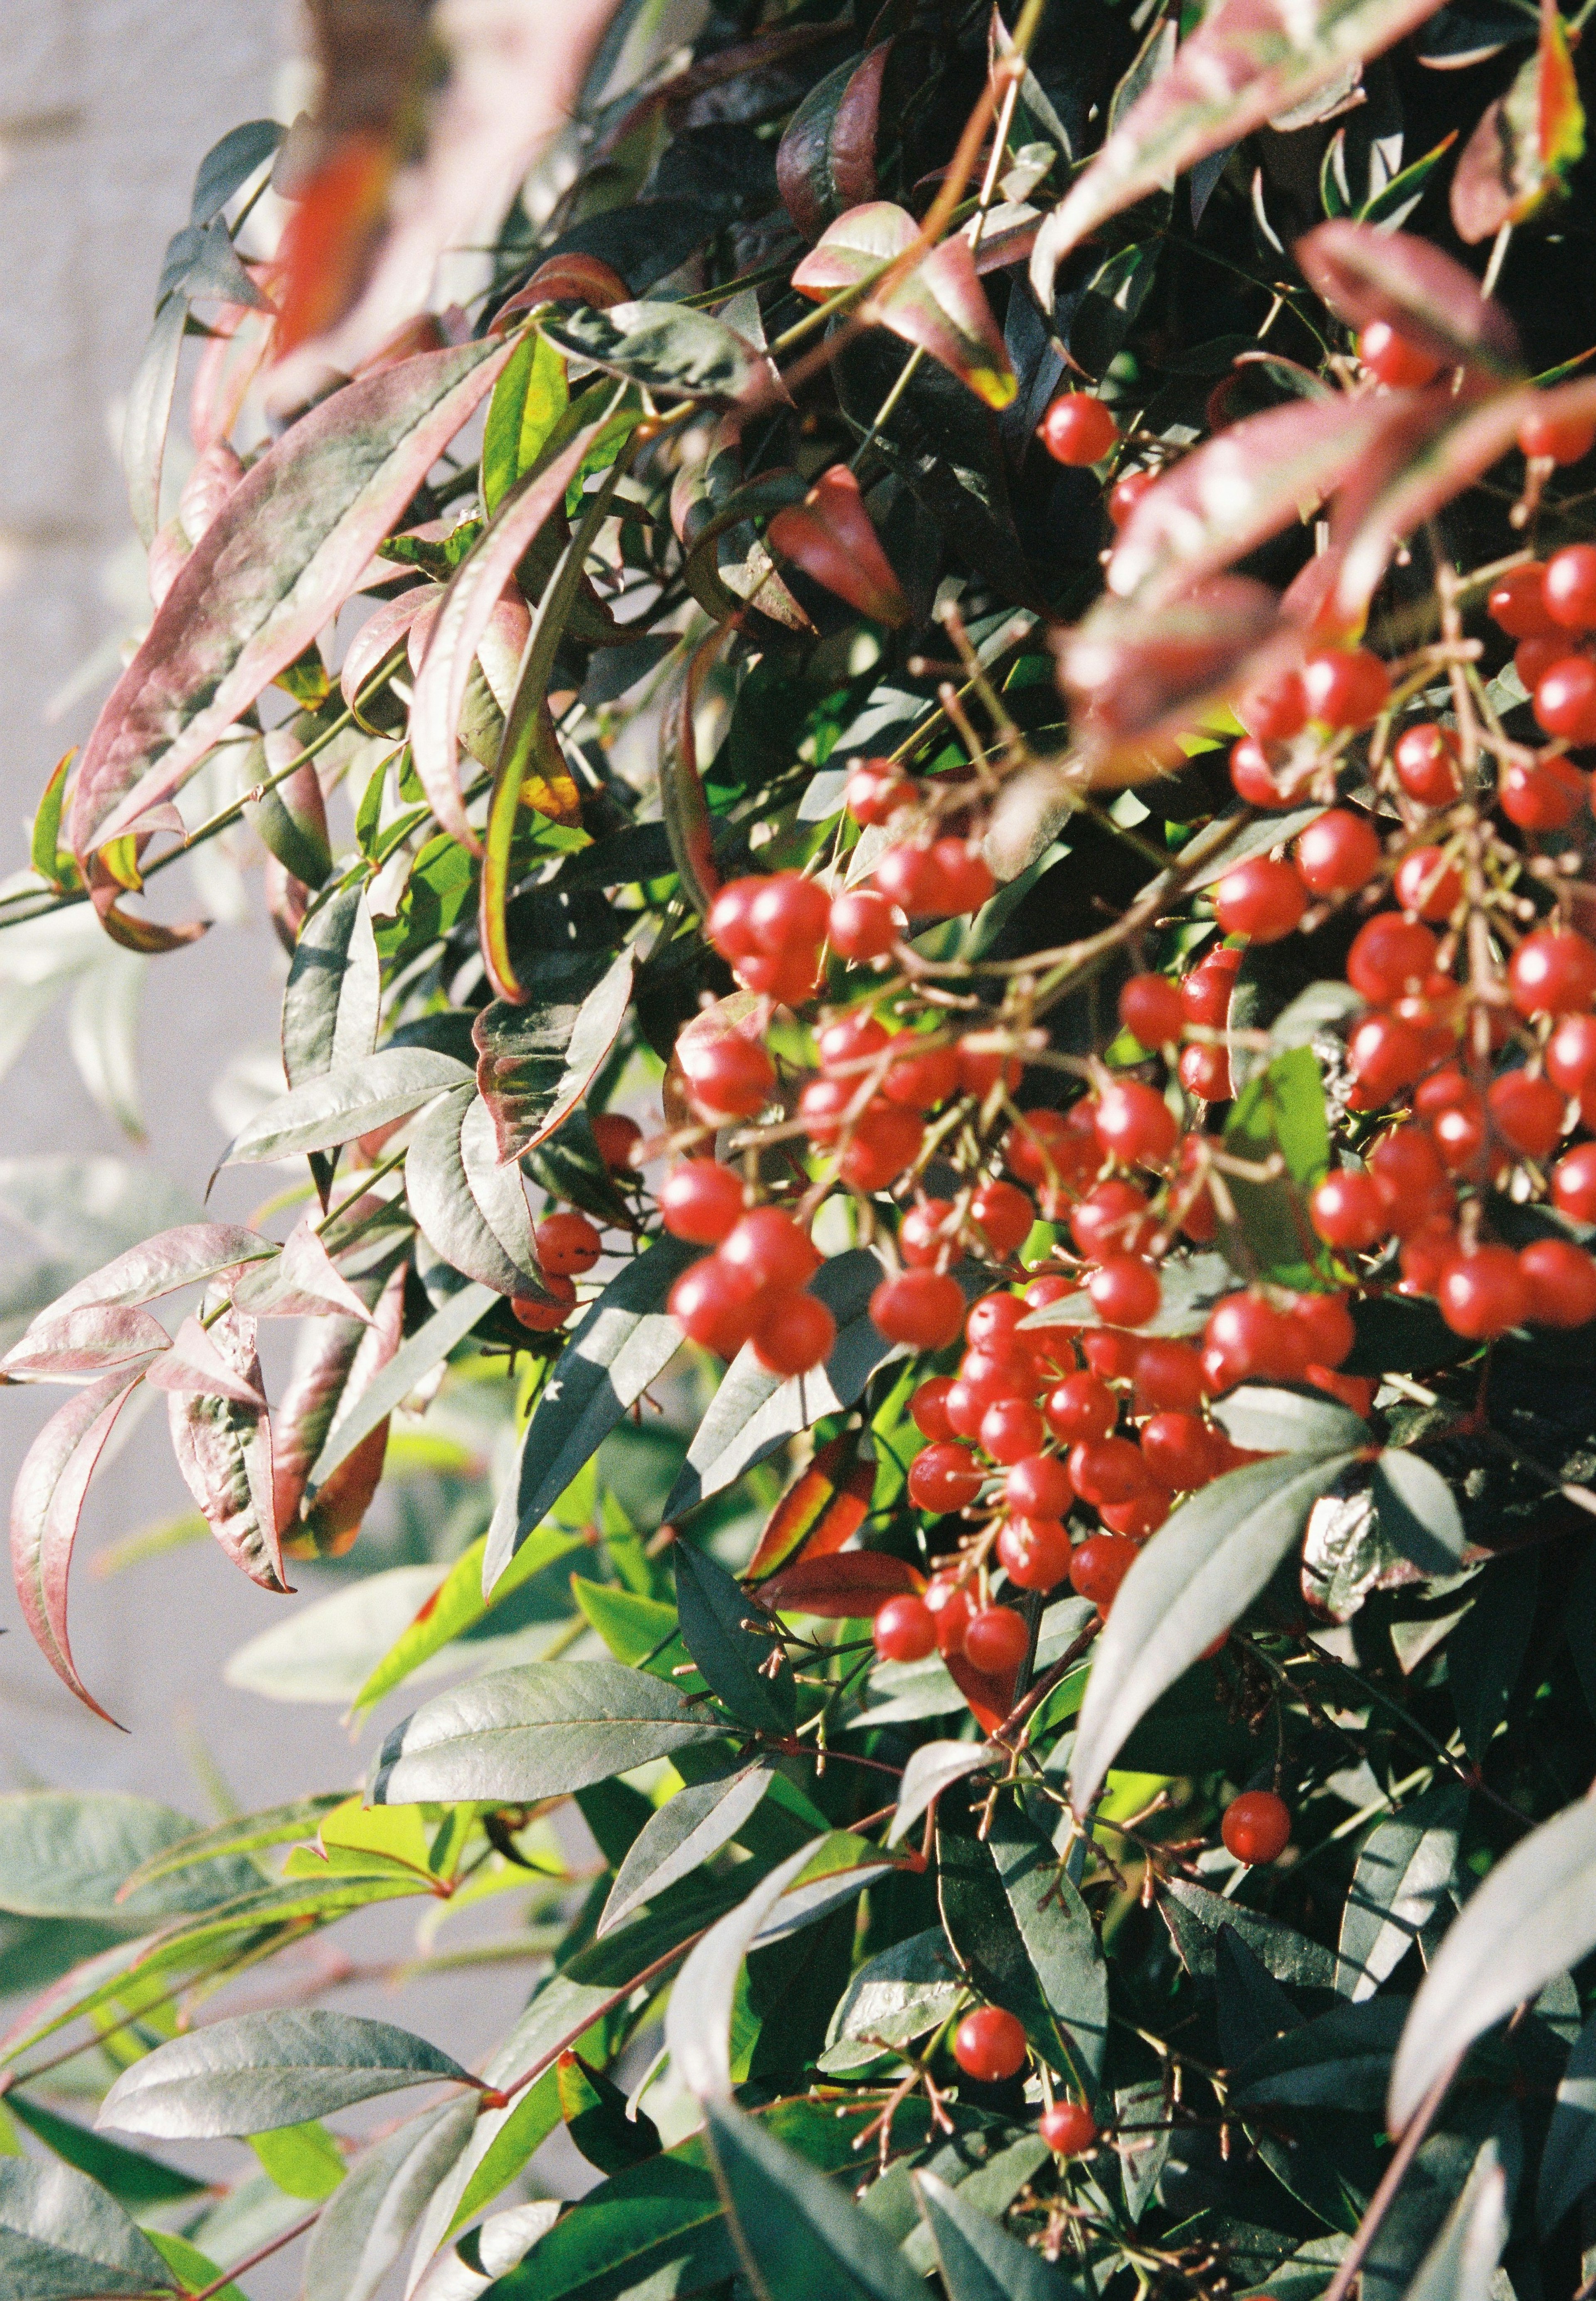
818;1014;891;1072
980;1396;1047;1464
1068;1532;1139;1607
1222;1790;1291;1865
1180;946;1242;1026
1203;1291;1303;1387
735;948;824;1004
1433;1096;1498;1179
1509;928;1596;1017
872;1594;937;1662
1081;1329;1144;1380
1139;1411;1223;1491
535;1210;602;1276
1040;2101;1098;2156
721;1209;820;1294
961;1606;1030;1680
1309;1169;1386;1249
1520;406;1596;466
958;1041;1025;1097
1214;856;1308;944
931;839;998;915
907;1441;983;1514
847;760;913;825
591;1113;643;1172
678;1031;776;1121
1230;738;1287;807
1346;914;1437;1002
1489;565;1559;640
670;1257;759;1357
1544;544;1596;631
1358;320;1441;388
1067;1435;1151;1506
1487;1070;1567;1159
840;1102;924;1191
1501;756;1588;830
705;876;764;961
751;1288;835;1375
1437;1244;1531;1338
874;843;948;916
1295;809;1382;896
1548;1017;1596;1099
1070;1180;1156;1262
1101;1485;1172;1537
1045;1373;1118;1444
510;1273;577;1331
797;1076;852;1145
1239;672;1309;744
830;888;904;961
965;1293;1027;1351
1005;1107;1096;1190
1521;1238;1596;1328
1347;1012;1428;1104
926;1576;974;1657
870;1269;965;1351
884;1040;961;1111
1039;394;1118;466
1094;1079;1178;1168
911;1376;957;1440
997;1514;1072;1590
1005;1454;1073;1517
1133;1338;1209;1413
1393;847;1461;923
1393;724;1462;806
901;1198;956;1269
660;1160;745;1245
1108;466;1159;526
1119;973;1185;1048
970;1179;1035;1260
749;871;830;957
1399;1221;1457;1295
1303;648;1389;729
1086;1256;1161;1328
1290;1290;1357;1368
1553;1143;1596;1222
1179;1043;1233;1102
1535;657;1596;744
1517;636;1568;691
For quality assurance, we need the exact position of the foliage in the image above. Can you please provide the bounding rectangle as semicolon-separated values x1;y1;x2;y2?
5;0;1596;2295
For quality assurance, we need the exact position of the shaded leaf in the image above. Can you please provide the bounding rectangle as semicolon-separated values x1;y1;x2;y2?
658;626;726;921
99;2009;471;2138
1161;1877;1338;1986
665;1838;825;2098
1233;1996;1407;2109
283;880;381;1092
473;948;635;1165
0;2156;177;2299
1296;218;1523;374
888;1743;1000;1849
1211;1384;1369;1455
704;2094;924;2301
557;2052;661;2176
406;1087;542;1296
1539;2007;1596;2232
303;2095;480;2301
305;1279;495;1496
767;465;911;626
1402;2132;1514;2301
761;1550;925;1618
777;44;892;240
674;1544;796;1735
988;1802;1109;2089
599;1764;775;1939
190;118;283;227
1056;576;1284;779
5;2091;206;2208
223;1046;472;1164
1339;1784;1465;2000
542;301;770;404
820;1929;965;2074
914;2168;1074;2301
1369;1449;1465;1574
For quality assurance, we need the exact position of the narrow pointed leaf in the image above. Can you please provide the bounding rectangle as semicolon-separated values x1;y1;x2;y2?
1338;1784;1465;2000
283;879;381;1089
145;1312;266;1407
987;1803;1109;2088
1296;219;1523;374
406;1087;541;1295
116;1794;346;1896
665;1837;830;2099
777;44;892;239
747;1431;877;1579
473;947;635;1163
1369;1448;1465;1574
303;2094;480;2301
307;1280;495;1494
0;1789;261;1921
1452;0;1584;242
541;301;770;404
766;463;910;625
658;627;726;920
914;2168;1075;2301
0;1304;171;1383
166;1308;286;1594
760;1551;925;1617
35;1223;273;1323
704;2094;924;2301
356;1522;584;1717
0;2157;178;2299
1210;1384;1369;1454
675;1543;795;1735
1402;2134;1512;2301
888;1742;1000;1847
481;328;569;515
599;1764;775;1937
222;1046;473;1163
98;2009;472;2138
4;2091;207;2207
1539;2008;1596;2232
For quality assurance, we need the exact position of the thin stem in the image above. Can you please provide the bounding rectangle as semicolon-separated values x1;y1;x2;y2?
187;2206;322;2301
1321;2056;1464;2301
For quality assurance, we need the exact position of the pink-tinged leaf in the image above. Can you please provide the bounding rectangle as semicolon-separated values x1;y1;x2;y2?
1296;219;1522;374
472;594;533;717
493;253;632;330
232;1218;374;1323
659;627;729;922
1058;575;1287;779
166;1309;286;1592
146;1314;268;1408
340;588;437;713
0;1305;172;1385
791;199;918;292
38;1224;276;1325
766;465;911;627
191;298;275;452
777;43;893;241
88;882;210;957
276;1267;405;1557
792;202;1016;408
409;424;598;855
70;338;512;860
175;442;244;548
1450;0;1585;242
474;947;637;1164
1107;392;1445;609
761;1550;924;1619
1029;0;1455;309
12;1368;151;1724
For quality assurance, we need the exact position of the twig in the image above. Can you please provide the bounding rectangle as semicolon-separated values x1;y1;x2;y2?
1321;2056;1464;2301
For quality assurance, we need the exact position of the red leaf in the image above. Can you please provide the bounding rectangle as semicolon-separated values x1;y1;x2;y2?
276;1266;404;1555
945;1648;1019;1735
340;586;436;714
12;1368;150;1724
493;254;632;327
70;338;512;860
766;466;911;627
273;132;397;358
1057;575;1288;780
792;203;1016;409
232;1219;374;1324
761;1551;926;1619
658;626;729;922
146;1314;268;1409
1450;0;1584;244
777;43;893;241
38;1224;275;1323
1296;219;1522;376
747;1434;878;1580
0;1306;171;1385
167;1309;287;1594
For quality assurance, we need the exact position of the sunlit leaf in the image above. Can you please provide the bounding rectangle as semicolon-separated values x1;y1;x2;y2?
473;948;635;1164
481;329;569;516
1451;0;1585;243
599;1764;775;1938
165;1306;286;1594
792;202;1015;408
303;2095;479;2301
746;1431;877;1579
675;1543;795;1735
98;2009;473;2138
1296;218;1523;373
767;464;912;625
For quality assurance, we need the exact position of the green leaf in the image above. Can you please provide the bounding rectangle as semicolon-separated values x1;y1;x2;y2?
4;2092;206;2208
74;337;511;854
282;879;380;1092
353;1522;584;1716
665;1838;827;2097
406;1086;542;1296
985;1803;1109;2090
473;948;636;1164
1401;2132;1514;2301
599;1763;774;1938
1210;1384;1369;1455
141;2227;247;2301
674;1545;794;1735
370;1658;728;1805
97;2009;473;2138
704;2094;925;2301
482;330;569;515
1539;2008;1596;2232
1369;1449;1466;1575
190;118;282;225
483;1235;696;1593
888;1741;1000;1847
1221;1047;1332;1288
301;2094;479;2301
558;2051;661;2175
1338;1784;1465;2001
249;2118;347;2200
1161;1878;1338;1988
820;1929;966;2075
913;2168;1076;2301
0;2156;178;2298
1233;1997;1407;2111
306;1281;498;1493
541;302;767;404
1069;1452;1361;1812
222;1046;472;1164
0;1791;261;1923
1388;1796;1596;2129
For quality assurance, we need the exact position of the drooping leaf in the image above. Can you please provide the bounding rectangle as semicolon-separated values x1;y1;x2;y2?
1368;1449;1466;1574
914;2168;1075;2301
123;293;191;553
1401;2132;1515;2301
557;2052;662;2176
598;1764;776;1939
1221;1044;1333;1288
406;1087;542;1296
0;1791;261;1923
482;1234;695;1593
10;1367;150;1723
302;2094;480;2301
304;1279;496;1496
760;1551;925;1618
473;948;635;1164
747;1431;877;1579
1539;2008;1596;2233
1069;1451;1362;1812
777;44;892;240
165;1306;286;1594
0;2156;178;2299
1388;1796;1596;2129
1232;1996;1408;2109
72;338;511;857
222;1046;472;1164
370;1658;728;1806
145;1311;266;1407
4;2091;206;2208
675;1543;795;1735
766;464;911;626
97;2009;473;2138
1338;1784;1466;2001
658;626;727;921
703;2094;925;2301
0;1303;172;1383
1296;219;1524;375
276;1264;405;1549
29;1222;273;1324
985;1802;1110;2089
1029;0;1458;308
665;1838;826;2098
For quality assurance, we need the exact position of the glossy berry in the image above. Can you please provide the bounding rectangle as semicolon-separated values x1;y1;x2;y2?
840;1102;924;1191
1222;1790;1292;1865
1108;466;1159;526
1502;757;1587;830
1005;1108;1094;1189
1486;1071;1566;1160
1347;1013;1428;1104
997;1514;1071;1590
980;1396;1047;1465
660;1160;744;1245
1203;1291;1303;1388
705;877;764;960
1296;810;1382;896
1179;1043;1233;1102
1087;1256;1161;1328
1045;1372;1118;1444
748;871;830;957
721;1209;819;1294
872;1595;937;1662
1517;636;1568;691
884;1040;961;1111
966;1293;1028;1350
1180;945;1242;1026
818;1014;891;1072
1068;1436;1152;1506
1309;1169;1386;1249
926;1577;975;1657
1119;972;1185;1048
751;1288;834;1376
961;1606;1030;1681
1520;406;1596;465
590;1113;643;1173
846;760;913;825
1229;738;1286;807
1553;1143;1596;1222
1213;856;1308;944
1005;1454;1073;1517
874;843;948;916
1101;1485;1172;1537
678;1032;775;1121
908;1441;984;1515
900;1198;956;1269
1358;320;1441;388
535;1210;602;1276
1039;394;1118;466
1346;914;1437;1002
1548;1016;1596;1098
829;887;903;961
1544;544;1596;631
1133;1338;1209;1413
1239;671;1308;744
1393;723;1462;806
958;1040;1025;1097
735;948;823;1004
971;1180;1036;1260
1437;1245;1530;1339
1520;1239;1596;1328
911;1377;957;1440
933;839;998;915
669;1258;758;1358
510;1274;576;1331
1094;1079;1178;1168
870;1269;965;1351
1534;657;1596;744
796;1076;851;1145
1303;648;1390;729
1508;928;1596;1017
1291;1290;1357;1368
1071;1180;1156;1260
1081;1329;1144;1380
1488;564;1559;640
1393;846;1461;922
1040;2102;1098;2156
1068;1532;1139;1608
1140;1412;1223;1491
